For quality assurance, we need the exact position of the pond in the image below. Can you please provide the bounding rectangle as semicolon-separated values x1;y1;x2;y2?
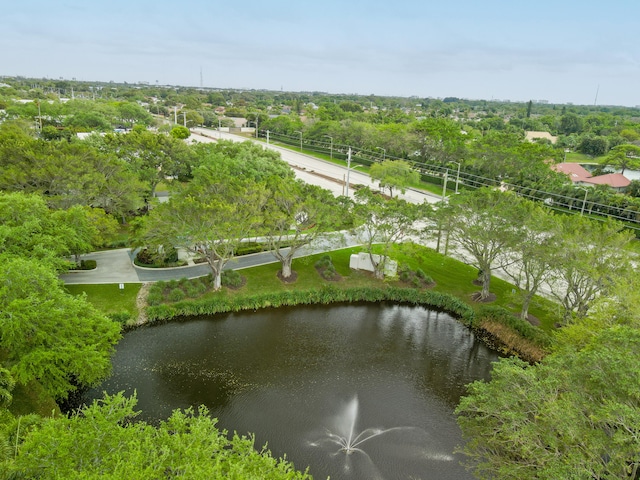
83;303;498;480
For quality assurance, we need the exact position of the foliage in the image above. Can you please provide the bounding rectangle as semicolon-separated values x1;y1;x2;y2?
170;124;190;139
353;187;424;279
8;392;312;479
369;159;420;197
456;325;640;479
0;257;121;400
221;269;244;288
443;188;527;300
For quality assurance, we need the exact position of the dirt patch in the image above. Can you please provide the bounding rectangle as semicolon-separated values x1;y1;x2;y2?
471;291;497;303
525;314;541;327
277;270;299;283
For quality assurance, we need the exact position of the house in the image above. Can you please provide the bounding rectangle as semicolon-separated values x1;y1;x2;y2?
552;163;631;192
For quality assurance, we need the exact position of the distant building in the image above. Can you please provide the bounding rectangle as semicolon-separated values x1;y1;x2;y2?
552;163;630;192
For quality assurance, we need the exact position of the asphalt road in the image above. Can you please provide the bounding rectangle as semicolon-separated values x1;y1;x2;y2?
190;127;442;205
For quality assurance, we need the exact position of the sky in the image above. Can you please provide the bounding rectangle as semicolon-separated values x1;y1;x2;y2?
2;0;639;106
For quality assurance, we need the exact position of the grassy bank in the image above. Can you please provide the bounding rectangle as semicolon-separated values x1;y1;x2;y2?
142;244;555;361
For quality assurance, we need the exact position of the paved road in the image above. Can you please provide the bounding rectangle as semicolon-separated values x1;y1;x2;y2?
190;128;442;205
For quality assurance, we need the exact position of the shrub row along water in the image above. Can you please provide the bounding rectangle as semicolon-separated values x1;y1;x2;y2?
146;285;474;325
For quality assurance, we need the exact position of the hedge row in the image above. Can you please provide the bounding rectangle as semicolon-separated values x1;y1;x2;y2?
146;285;475;326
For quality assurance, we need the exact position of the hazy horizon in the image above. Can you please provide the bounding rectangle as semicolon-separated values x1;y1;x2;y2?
2;0;639;107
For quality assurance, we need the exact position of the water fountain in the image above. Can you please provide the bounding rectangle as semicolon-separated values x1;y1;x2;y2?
309;396;454;478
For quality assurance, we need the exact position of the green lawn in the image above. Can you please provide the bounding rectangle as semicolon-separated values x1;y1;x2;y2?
65;283;141;318
564;151;604;164
190;244;559;332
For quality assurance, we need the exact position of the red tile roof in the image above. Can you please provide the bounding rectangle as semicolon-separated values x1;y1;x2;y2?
552;163;630;188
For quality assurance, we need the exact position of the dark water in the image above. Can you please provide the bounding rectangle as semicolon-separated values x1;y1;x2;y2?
84;303;498;480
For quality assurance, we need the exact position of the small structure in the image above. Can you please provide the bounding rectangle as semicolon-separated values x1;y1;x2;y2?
552;163;630;192
349;252;398;277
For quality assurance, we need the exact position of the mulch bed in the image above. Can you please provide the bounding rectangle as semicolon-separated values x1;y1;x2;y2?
314;266;343;282
471;291;497;303
277;270;299;283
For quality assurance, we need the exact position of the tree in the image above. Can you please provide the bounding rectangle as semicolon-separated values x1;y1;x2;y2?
0;192;91;271
262;179;349;280
443;188;525;300
368;160;420;198
140;162;267;291
0;256;121;400
498;202;561;320
9;392;312;479
352;187;423;279
170;125;190;139
559;112;584;135
601;144;640;174
550;216;633;322
456;325;640;480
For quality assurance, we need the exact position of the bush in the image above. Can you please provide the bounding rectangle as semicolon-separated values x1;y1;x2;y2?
108;312;132;325
147;291;164;306
168;288;186;302
321;266;337;280
314;255;333;269
76;259;97;270
221;269;244;288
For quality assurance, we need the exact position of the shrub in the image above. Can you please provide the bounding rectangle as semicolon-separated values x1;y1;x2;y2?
168;288;186;302
221;269;244;288
321;266;337;280
78;259;97;270
147;291;164;306
108;312;132;325
314;255;333;269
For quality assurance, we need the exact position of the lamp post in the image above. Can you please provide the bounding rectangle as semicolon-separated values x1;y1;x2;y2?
253;113;259;139
450;161;461;194
323;135;333;160
578;186;589;215
376;147;386;161
345;147;352;197
218;117;222;138
294;131;303;152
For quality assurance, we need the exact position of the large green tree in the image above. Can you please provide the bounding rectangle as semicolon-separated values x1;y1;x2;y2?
262;179;349;280
601;144;640;174
550;216;633;322
352;187;424;279
456;323;640;479
0;257;121;400
443;188;526;300
369;160;420;198
8;392;311;479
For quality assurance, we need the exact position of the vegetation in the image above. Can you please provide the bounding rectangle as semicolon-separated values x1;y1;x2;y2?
7;392;312;479
1;76;640;478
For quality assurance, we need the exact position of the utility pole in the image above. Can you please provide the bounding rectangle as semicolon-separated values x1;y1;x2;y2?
345;147;352;197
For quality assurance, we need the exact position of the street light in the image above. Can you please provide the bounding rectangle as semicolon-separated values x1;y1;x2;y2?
323;135;333;160
450;161;461;194
253;113;260;139
376;147;386;161
578;186;589;215
345;147;352;197
294;131;303;152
